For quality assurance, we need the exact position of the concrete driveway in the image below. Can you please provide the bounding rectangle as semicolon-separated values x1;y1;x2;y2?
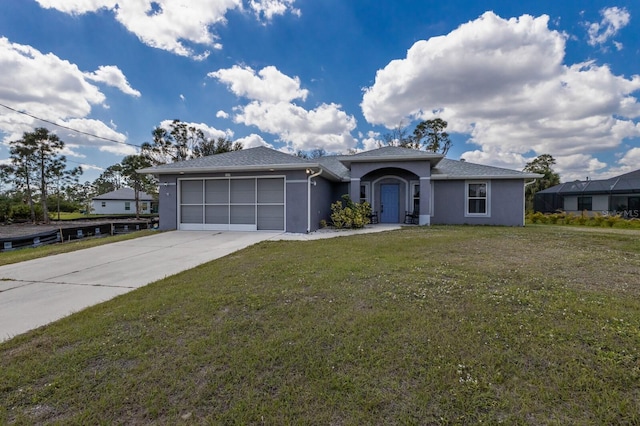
0;231;283;342
0;225;401;343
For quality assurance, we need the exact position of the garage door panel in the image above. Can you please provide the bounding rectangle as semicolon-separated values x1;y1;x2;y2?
230;205;255;225
230;179;255;203
258;178;284;203
181;181;203;204
205;180;228;203
258;205;284;230
181;205;203;223
205;205;228;224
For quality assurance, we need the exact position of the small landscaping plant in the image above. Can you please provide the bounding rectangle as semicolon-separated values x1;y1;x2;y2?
330;194;371;229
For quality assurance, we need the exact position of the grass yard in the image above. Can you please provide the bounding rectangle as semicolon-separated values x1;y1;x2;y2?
1;226;639;424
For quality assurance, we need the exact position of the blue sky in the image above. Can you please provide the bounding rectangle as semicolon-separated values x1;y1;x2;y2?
0;0;639;183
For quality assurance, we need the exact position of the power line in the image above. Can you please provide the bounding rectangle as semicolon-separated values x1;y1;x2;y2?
0;102;142;148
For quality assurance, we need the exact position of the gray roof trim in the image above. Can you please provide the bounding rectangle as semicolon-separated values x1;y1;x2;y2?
431;174;542;180
339;146;444;167
138;163;344;181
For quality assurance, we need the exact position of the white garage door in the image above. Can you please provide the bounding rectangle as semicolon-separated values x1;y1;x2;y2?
179;177;285;231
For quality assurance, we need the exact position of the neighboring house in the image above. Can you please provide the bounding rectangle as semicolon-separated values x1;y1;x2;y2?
92;188;155;215
138;146;541;233
534;169;640;218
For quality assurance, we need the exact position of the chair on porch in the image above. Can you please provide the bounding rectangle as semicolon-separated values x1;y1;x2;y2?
370;211;379;224
404;211;419;225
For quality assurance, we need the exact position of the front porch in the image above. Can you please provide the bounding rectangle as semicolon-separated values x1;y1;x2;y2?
350;167;432;226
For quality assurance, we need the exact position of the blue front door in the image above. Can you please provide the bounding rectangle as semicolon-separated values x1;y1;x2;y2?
380;184;399;223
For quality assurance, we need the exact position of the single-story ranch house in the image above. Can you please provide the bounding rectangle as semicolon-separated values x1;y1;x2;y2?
534;169;640;218
138;146;541;233
91;188;155;215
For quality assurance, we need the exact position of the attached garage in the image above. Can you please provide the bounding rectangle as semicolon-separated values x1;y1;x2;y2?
178;177;285;231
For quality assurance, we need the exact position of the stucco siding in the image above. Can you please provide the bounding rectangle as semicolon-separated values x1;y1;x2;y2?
157;176;178;230
432;179;525;226
310;176;334;232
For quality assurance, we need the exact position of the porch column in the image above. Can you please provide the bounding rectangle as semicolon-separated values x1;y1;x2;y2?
419;177;431;225
350;178;360;203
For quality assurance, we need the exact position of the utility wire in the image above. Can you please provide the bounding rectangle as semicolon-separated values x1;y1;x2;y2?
0;102;142;148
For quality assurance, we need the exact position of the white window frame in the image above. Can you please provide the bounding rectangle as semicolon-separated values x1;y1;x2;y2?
465;181;491;217
409;180;420;214
359;182;370;204
124;201;131;211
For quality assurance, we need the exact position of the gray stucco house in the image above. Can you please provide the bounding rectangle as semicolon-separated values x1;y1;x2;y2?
534;169;640;218
139;146;540;233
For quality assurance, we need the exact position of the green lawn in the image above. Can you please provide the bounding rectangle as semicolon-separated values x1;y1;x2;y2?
1;226;639;424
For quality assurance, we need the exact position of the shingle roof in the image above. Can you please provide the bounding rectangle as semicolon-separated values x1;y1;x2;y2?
138;145;539;181
540;172;640;195
93;188;154;201
348;146;443;159
140;146;310;172
315;155;351;180
432;158;540;179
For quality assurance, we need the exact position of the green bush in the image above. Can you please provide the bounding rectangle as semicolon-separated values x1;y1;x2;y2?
605;214;620;227
593;213;605;226
10;203;44;221
330;195;371;229
576;210;588;225
0;197;11;223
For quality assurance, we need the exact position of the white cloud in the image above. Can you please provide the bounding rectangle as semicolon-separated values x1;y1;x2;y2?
361;130;382;151
209;65;308;103
158;119;233;141
84;65;141;97
0;37;132;154
249;0;300;20
216;110;230;119
615;147;640;175
35;0;300;59
234;101;357;152
235;133;272;148
586;6;630;47
79;163;106;173
361;11;640;178
210;65;357;152
61;118;137;156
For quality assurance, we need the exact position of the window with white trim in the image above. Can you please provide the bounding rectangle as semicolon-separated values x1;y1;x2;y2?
101;201;106;208
410;181;420;214
124;201;131;211
359;182;370;204
466;181;490;216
